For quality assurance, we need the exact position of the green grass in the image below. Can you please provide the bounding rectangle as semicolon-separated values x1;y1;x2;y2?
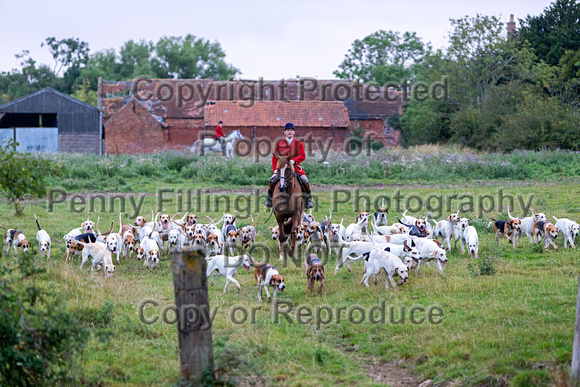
1;183;579;385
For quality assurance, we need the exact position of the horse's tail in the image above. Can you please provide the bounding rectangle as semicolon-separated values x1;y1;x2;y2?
191;140;200;153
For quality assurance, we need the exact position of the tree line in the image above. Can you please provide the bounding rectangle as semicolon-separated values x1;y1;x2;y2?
0;35;240;107
1;0;578;151
335;0;580;151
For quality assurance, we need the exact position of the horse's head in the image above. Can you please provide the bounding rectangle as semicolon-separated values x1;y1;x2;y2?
275;152;294;191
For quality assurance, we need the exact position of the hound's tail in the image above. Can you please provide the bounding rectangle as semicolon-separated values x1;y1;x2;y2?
34;214;42;231
396;216;411;228
99;221;114;236
482;211;496;222
253;260;268;268
0;223;7;231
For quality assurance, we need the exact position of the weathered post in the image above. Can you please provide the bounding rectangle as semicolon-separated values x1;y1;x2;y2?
172;246;214;383
571;272;580;386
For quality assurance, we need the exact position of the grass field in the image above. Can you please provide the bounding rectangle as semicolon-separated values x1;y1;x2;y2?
1;181;580;386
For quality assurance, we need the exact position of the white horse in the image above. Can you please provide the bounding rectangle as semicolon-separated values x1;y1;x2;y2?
191;130;244;160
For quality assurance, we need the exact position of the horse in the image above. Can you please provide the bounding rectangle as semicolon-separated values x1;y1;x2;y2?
190;129;244;159
271;152;305;260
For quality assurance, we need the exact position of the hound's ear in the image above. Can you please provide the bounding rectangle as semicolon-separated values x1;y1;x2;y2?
430;250;437;257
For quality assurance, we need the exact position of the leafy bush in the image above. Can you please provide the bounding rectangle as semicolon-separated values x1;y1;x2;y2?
0;252;88;385
0;139;62;215
468;255;496;277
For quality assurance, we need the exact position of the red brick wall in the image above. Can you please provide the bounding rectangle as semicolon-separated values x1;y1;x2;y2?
104;100;206;154
212;125;348;155
351;119;402;146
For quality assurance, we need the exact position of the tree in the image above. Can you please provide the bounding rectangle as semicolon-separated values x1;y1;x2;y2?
155;34;239;79
70;78;98;106
41;37;90;77
118;39;167;79
334;30;429;84
0;51;59;101
0;139;62;215
519;0;580;66
400;14;566;150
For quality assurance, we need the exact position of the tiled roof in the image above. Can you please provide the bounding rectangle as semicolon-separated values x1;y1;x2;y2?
204;101;350;127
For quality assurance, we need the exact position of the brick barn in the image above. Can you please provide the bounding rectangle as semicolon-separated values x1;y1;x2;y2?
98;78;403;154
203;100;350;153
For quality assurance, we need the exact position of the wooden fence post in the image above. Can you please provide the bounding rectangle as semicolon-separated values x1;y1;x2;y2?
571;272;580;386
172;246;214;384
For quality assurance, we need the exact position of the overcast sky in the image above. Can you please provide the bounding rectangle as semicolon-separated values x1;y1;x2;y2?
0;0;555;80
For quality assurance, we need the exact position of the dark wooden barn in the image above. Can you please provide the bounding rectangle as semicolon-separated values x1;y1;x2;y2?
0;88;102;154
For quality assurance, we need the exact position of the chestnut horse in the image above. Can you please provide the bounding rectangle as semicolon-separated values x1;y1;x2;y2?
272;152;304;259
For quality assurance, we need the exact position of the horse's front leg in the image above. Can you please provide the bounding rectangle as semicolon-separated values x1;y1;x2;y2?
278;228;287;261
289;228;296;257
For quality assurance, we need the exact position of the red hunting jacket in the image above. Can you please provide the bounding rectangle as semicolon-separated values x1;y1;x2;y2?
272;138;306;176
215;124;224;139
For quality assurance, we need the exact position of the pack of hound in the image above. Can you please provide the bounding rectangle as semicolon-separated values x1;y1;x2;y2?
1;204;576;298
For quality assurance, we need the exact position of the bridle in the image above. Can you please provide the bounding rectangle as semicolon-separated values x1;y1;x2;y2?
277;158;296;195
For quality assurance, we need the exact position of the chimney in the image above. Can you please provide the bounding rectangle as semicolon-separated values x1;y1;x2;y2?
507;14;516;37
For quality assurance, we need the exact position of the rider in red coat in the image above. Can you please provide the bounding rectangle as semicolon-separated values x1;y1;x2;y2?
264;122;313;208
215;121;225;154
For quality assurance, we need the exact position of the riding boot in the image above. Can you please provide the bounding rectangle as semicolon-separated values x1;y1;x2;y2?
303;183;313;208
264;182;275;208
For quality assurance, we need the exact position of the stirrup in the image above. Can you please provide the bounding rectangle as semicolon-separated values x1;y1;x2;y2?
264;197;273;208
305;197;314;208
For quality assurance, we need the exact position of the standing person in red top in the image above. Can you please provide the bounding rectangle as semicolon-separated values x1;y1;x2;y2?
215;121;225;155
264;122;313;209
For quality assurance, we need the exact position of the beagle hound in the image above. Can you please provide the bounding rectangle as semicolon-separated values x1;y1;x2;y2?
359;249;409;290
139;232;161;269
533;220;559;250
412;238;448;275
206;233;222;258
373;200;389;227
224;224;239;256
77;241;115;278
81;217;97;234
306;221;326;254
1;224;29;253
484;211;521;247
119;213;137;258
433;210;461;250
355;211;370;235
462;225;479;257
206;254;253;292
553;216;579;248
304;253;325;294
396;217;426;237
171;211;197;227
254;262;285;302
221;213;237;237
239;216;256;250
34;214;51;259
